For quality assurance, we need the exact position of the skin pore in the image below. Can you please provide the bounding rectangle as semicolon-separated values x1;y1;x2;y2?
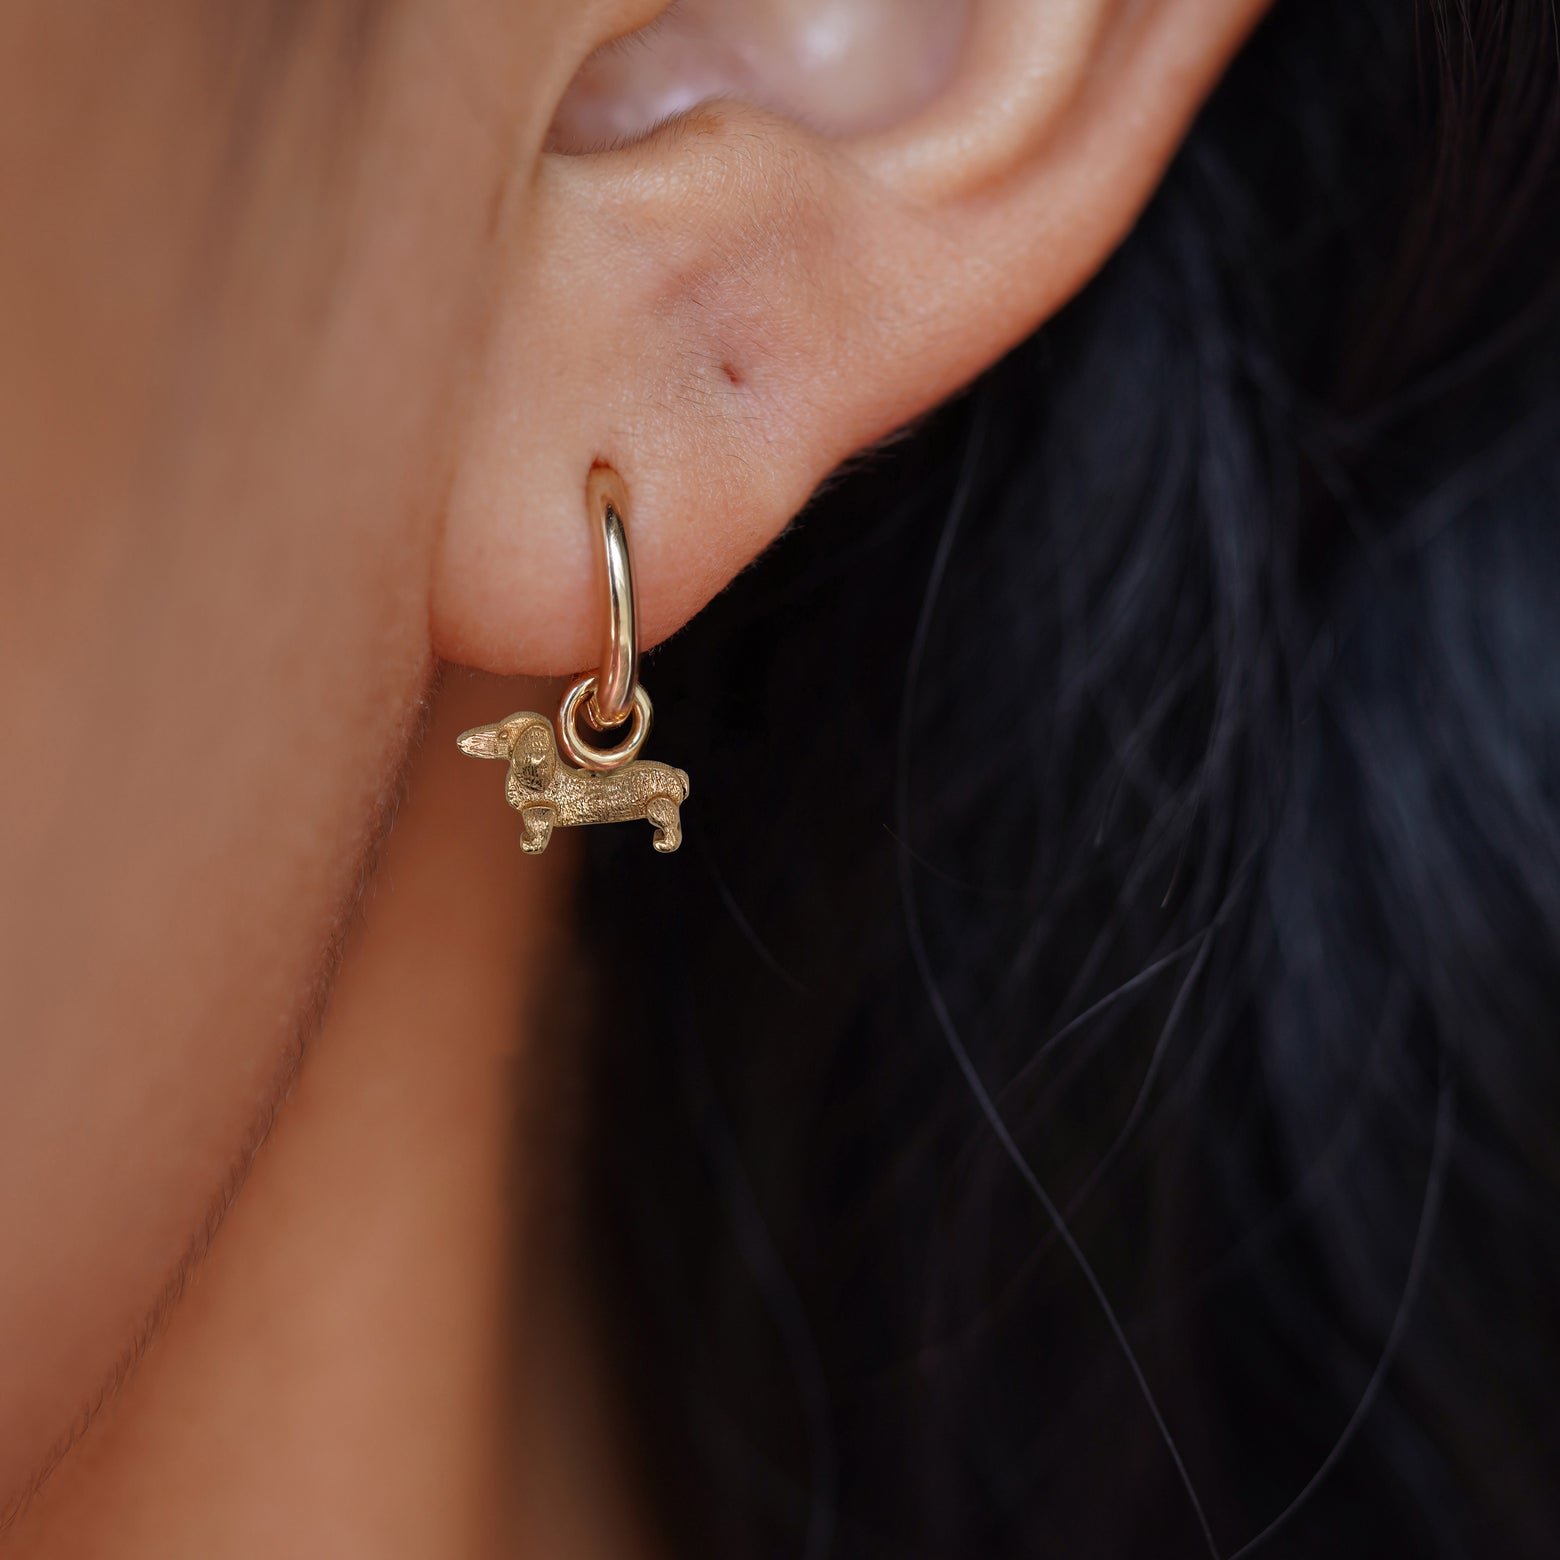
0;0;1268;1551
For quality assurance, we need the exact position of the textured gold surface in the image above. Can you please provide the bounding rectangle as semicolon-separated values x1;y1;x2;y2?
457;711;689;854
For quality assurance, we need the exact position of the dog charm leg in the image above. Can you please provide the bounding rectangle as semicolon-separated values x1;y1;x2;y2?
645;794;682;854
519;804;556;855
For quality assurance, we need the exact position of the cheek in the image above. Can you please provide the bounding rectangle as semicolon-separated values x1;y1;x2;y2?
0;1;511;1500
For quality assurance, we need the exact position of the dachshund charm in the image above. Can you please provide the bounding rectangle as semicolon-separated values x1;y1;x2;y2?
457;711;689;855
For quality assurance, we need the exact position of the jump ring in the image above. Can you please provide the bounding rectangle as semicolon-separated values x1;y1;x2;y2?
558;676;652;772
585;466;638;730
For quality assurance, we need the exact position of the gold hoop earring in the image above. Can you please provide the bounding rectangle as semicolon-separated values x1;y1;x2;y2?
455;466;689;856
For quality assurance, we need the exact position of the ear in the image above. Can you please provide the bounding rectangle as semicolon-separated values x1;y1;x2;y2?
432;0;1271;677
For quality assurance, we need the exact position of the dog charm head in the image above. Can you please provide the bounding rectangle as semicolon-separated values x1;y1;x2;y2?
456;713;536;762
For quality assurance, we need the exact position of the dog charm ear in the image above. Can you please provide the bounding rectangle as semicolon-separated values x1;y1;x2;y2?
455;468;688;856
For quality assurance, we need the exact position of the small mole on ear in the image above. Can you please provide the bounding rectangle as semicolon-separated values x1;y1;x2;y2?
720;361;744;388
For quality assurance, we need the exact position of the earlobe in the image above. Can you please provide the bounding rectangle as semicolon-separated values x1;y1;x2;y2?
431;98;877;679
430;0;1272;682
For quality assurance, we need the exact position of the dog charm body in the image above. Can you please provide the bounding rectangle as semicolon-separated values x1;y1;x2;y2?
457;712;689;855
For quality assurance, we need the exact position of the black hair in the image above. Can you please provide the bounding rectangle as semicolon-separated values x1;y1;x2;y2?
580;2;1560;1555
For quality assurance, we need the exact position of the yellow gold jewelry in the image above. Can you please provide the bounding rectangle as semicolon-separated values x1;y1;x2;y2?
457;467;689;855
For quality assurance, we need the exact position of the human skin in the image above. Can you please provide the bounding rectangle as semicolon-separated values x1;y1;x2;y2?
0;0;497;1510
0;0;1269;1545
5;674;644;1556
